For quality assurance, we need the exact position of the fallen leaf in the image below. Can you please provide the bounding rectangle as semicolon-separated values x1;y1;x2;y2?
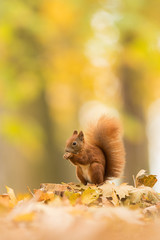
130;189;144;204
130;186;160;205
136;169;146;179
0;194;10;207
81;187;100;205
5;186;17;207
65;191;81;205
135;170;157;188
100;182;134;201
138;175;157;188
99;181;115;198
17;193;32;202
40;183;72;196
0;194;11;213
34;189;54;202
114;183;134;200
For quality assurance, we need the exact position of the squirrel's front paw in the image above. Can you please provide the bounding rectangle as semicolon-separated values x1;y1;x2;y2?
63;152;73;159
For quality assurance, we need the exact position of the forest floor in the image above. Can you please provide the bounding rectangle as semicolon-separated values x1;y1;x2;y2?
0;170;160;240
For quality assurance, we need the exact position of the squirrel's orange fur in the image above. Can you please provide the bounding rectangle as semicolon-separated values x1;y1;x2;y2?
63;115;125;185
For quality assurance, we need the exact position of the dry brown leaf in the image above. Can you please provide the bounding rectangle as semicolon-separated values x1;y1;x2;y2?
135;170;157;188
40;183;71;195
138;175;157;188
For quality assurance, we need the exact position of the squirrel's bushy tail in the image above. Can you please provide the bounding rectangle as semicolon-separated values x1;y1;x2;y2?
86;115;125;179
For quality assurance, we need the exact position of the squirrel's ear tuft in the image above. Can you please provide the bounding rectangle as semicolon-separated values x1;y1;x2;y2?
73;130;78;135
78;131;84;141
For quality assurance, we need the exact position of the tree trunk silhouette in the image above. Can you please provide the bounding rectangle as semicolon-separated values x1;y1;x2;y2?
119;64;149;184
22;85;60;187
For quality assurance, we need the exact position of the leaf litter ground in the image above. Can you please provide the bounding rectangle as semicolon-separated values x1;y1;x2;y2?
0;170;160;240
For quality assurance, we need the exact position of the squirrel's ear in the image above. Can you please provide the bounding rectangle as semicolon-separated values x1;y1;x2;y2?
73;130;78;135
78;131;84;141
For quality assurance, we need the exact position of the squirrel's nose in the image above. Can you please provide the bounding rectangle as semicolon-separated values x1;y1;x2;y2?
65;148;70;153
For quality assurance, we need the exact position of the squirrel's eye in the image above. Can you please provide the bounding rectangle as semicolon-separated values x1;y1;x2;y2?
72;141;77;146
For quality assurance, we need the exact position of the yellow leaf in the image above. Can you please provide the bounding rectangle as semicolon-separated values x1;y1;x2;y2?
81;187;99;205
135;170;157;188
0;194;10;207
14;212;35;222
138;175;157;188
34;189;54;202
0;194;10;213
64;191;81;206
5;186;17;207
17;193;32;202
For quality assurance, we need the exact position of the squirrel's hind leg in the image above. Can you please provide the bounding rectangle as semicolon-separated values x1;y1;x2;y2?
76;166;87;185
89;163;104;185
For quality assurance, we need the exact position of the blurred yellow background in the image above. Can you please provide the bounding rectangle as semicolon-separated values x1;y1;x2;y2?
0;0;160;192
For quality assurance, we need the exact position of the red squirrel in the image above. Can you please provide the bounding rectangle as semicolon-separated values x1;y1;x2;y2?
63;115;125;185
